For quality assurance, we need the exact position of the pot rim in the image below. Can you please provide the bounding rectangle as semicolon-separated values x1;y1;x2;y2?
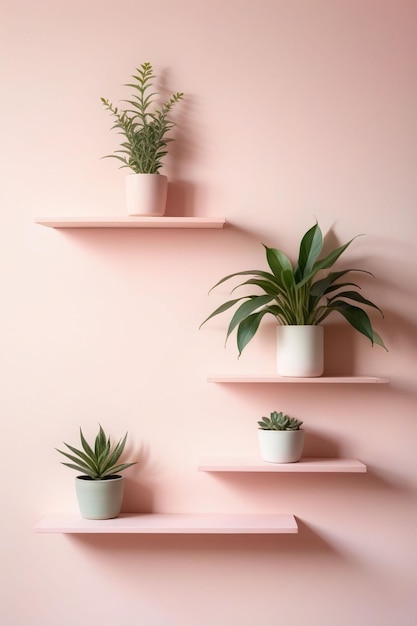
75;474;124;481
257;428;304;432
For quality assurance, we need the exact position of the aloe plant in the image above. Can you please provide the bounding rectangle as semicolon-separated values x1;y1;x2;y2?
101;61;184;174
258;411;303;431
200;221;386;356
56;425;137;480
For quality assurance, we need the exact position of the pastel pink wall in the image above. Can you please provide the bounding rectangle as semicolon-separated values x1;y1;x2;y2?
1;0;416;624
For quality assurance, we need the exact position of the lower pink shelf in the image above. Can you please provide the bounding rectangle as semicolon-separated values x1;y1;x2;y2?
34;513;298;534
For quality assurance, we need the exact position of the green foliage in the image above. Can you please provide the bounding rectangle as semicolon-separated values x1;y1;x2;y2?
258;411;303;431
56;424;137;480
101;62;184;174
200;221;386;356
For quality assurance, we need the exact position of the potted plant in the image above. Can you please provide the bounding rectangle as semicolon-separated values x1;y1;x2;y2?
200;221;386;376
101;61;184;216
56;424;137;520
258;411;304;463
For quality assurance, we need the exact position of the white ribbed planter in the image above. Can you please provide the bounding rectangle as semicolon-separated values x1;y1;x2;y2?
276;325;324;377
258;429;305;463
75;475;125;520
125;173;168;216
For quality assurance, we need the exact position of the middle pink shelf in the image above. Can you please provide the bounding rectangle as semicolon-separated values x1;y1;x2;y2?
198;457;367;473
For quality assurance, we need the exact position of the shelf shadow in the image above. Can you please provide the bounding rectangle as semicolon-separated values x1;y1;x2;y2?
65;516;342;560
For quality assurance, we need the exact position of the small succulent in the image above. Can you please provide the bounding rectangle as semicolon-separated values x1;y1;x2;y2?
258;411;303;431
56;424;137;480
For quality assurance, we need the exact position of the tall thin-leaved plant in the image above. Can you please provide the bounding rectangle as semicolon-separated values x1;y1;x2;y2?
101;62;184;174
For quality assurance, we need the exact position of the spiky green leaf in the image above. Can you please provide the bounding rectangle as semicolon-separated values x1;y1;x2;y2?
60;462;97;478
56;449;94;472
100;433;128;474
79;429;96;461
57;425;136;479
101;462;137;478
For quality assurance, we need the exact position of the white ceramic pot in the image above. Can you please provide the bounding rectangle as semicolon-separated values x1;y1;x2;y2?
125;173;168;216
276;325;324;377
258;429;305;463
75;475;125;519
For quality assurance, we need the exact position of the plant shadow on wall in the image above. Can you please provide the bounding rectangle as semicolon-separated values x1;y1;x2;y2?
302;428;341;458
200;221;387;376
163;94;198;218
147;66;200;217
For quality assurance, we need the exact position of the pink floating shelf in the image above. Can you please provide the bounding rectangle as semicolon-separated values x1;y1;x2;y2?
198;457;367;473
207;375;389;384
34;513;298;534
35;216;226;229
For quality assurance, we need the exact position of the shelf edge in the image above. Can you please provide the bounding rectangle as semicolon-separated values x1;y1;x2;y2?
35;216;226;229
198;457;367;473
207;375;389;384
33;512;298;534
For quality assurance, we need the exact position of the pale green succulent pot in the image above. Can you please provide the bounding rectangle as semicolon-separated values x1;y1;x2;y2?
75;475;125;519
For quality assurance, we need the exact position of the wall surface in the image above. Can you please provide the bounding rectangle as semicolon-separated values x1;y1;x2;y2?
1;1;416;625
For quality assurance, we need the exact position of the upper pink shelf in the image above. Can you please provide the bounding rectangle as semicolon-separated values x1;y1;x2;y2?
34;512;298;534
198;457;367;473
207;375;389;384
35;216;226;229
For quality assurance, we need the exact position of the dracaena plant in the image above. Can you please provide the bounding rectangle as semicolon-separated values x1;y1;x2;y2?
200;221;386;356
258;411;303;431
56;425;137;480
101;61;184;174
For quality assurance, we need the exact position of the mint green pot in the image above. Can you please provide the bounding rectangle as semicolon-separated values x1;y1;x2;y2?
75;475;125;519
